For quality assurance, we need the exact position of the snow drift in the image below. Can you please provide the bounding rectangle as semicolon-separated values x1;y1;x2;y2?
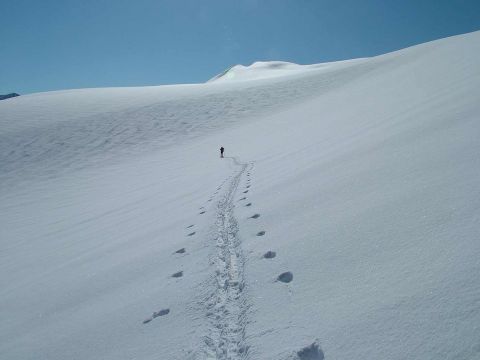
1;31;480;360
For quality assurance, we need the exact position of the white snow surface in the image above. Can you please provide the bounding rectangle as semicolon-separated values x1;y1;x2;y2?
1;31;480;360
207;59;367;83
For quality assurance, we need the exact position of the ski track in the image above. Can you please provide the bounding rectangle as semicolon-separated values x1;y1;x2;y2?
204;157;250;360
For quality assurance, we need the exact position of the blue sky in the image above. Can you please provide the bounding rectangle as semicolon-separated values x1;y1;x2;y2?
1;0;479;94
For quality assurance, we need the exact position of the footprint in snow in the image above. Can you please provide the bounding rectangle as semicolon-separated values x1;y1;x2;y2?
250;214;260;219
277;272;293;283
143;309;170;324
257;231;266;236
246;185;251;189
263;251;276;259
186;225;194;229
243;190;249;194
199;211;206;214
238;197;247;201
245;203;252;207
175;248;186;254
187;232;196;236
171;271;183;278
297;341;324;360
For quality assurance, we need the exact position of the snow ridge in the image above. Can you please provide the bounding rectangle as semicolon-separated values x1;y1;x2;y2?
204;158;250;359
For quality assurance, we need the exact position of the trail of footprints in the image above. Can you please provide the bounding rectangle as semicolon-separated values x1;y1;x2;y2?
143;176;231;325
143;162;297;355
239;170;291;284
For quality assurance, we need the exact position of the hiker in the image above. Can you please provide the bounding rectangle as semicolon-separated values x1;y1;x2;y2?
220;146;224;158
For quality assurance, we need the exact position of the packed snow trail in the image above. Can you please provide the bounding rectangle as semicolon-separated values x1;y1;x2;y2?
204;157;250;359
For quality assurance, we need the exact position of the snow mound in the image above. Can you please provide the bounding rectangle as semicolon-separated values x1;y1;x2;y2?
208;59;366;82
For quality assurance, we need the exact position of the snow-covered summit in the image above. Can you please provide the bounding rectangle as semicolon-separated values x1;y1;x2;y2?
208;59;366;82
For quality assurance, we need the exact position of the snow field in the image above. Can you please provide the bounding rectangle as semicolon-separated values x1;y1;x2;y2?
1;31;480;359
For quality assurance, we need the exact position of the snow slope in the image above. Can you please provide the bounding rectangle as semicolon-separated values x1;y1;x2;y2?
1;30;480;360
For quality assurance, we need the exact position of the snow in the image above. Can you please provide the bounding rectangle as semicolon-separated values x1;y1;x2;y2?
1;30;480;359
207;59;367;83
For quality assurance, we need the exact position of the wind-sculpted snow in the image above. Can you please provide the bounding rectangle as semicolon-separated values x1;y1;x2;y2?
0;57;373;187
1;31;480;360
208;60;367;82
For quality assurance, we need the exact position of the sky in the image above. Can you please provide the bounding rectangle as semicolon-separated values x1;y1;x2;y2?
1;0;479;94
